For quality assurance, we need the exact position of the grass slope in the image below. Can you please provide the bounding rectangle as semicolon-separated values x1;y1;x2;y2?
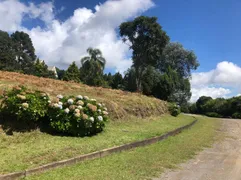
0;115;194;174
25;116;220;180
0;71;168;119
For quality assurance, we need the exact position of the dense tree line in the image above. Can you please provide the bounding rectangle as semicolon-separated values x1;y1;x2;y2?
0;30;55;78
0;16;200;106
184;96;241;118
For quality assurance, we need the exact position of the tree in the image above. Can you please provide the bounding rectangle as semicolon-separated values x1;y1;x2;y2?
120;16;170;91
56;68;65;80
0;30;18;71
123;68;137;92
11;31;36;74
63;62;80;82
196;96;213;114
33;59;55;78
80;48;107;87
111;72;124;89
159;42;199;78
81;47;106;72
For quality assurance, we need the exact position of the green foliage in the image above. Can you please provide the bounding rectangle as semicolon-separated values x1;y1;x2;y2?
11;31;36;74
48;95;108;136
33;59;56;78
168;103;181;117
0;86;49;124
159;42;199;78
120;16;170;91
111;72;124;89
63;62;80;82
0;30;19;71
193;96;241;119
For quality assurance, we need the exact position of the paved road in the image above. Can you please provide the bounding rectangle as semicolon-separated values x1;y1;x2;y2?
154;118;241;180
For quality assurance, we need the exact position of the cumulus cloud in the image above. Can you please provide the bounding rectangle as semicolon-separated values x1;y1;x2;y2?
190;87;231;102
191;61;241;87
0;0;154;73
190;61;241;102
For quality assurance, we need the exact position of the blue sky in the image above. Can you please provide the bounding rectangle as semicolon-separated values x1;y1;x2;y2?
21;0;241;72
1;0;241;101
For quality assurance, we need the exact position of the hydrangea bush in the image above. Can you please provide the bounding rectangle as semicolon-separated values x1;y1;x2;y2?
0;86;49;124
47;94;108;136
0;86;109;136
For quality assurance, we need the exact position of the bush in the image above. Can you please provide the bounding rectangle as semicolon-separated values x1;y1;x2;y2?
205;112;222;118
0;86;109;136
0;86;49;125
232;112;241;119
168;103;181;117
47;94;108;136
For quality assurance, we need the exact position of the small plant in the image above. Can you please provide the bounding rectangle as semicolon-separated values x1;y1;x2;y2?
205;112;222;118
168;103;181;117
47;94;108;136
0;86;49;125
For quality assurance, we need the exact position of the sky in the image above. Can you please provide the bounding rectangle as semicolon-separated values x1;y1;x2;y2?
0;0;241;102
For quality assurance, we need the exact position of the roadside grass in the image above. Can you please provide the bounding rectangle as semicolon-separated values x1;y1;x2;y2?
0;114;194;174
24;116;220;180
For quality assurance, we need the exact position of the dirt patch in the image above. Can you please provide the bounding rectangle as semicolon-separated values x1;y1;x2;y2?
154;118;241;180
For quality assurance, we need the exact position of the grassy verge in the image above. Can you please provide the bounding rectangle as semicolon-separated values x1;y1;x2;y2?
0;114;194;174
24;116;220;180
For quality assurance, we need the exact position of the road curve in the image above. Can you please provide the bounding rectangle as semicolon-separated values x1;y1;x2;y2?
154;118;241;180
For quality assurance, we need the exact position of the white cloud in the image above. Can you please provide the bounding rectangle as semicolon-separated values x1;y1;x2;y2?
190;61;241;102
190;87;231;102
0;0;154;73
191;61;241;87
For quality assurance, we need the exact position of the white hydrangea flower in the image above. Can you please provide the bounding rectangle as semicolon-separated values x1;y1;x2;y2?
89;117;94;122
104;107;108;111
67;99;74;104
58;105;63;109
77;106;83;110
22;103;29;109
103;111;109;115
97;109;101;113
83;96;89;100
76;95;83;100
97;116;103;121
90;99;96;102
74;109;80;113
48;100;51;104
57;94;63;99
58;102;63;105
53;103;59;108
64;108;70;114
97;103;102;107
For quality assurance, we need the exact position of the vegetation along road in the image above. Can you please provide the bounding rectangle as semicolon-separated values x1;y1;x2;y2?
156;118;241;180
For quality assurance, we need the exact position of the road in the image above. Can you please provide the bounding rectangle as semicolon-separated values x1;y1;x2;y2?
154;118;241;180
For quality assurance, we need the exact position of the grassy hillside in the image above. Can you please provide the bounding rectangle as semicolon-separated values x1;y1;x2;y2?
0;71;168;120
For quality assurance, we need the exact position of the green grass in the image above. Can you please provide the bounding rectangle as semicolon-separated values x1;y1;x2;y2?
0;114;194;174
24;116;220;180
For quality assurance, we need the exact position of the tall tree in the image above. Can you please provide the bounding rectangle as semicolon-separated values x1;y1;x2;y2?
159;42;199;78
11;31;36;74
120;16;170;91
80;48;107;86
63;62;80;82
81;47;106;72
0;30;17;71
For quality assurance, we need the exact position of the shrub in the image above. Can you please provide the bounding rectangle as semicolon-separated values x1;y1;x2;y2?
232;112;241;119
168;103;181;117
0;86;49;125
47;94;108;136
205;112;222;118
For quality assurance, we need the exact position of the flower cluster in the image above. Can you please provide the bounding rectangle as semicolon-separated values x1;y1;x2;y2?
47;94;109;136
0;86;49;123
